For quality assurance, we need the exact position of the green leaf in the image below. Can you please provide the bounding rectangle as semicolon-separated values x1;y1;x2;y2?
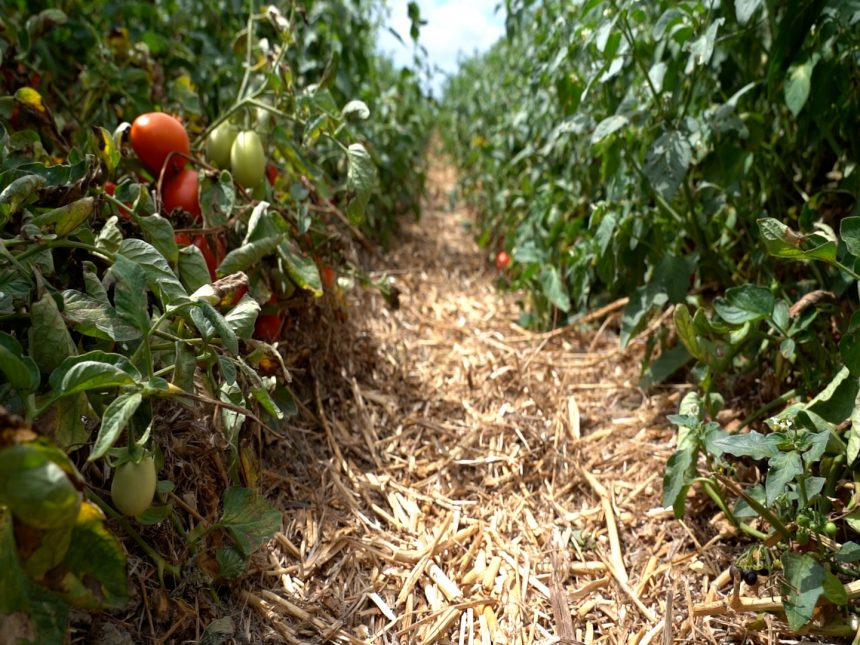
538;265;571;313
89;391;143;461
590;114;628;144
641;344;692;389
840;216;860;258
0;331;40;392
137;214;178;265
840;310;860;376
757;218;837;263
111;254;150;333
217;487;281;557
95;216;124;254
31;197;95;236
218;235;282;277
49;351;141;396
644;131;691;201
61;290;141;342
714;284;775;324
347;143;375;195
707;430;782;459
673;304;706;362
28;288;77;374
40;392;93;449
0;443;81;529
177;245;212;293
784;54;819;117
807;367;859;425
662;445;696;517
685;18;724;74
621;284;668;349
780;552;825;631
224;295;260;339
0;174;45;223
215;545;246;580
190;302;239;355
277;239;322;297
765;450;803;505
200;170;235;228
117;238;188;308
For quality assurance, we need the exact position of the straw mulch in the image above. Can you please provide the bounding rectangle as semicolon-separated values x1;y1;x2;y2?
220;160;852;645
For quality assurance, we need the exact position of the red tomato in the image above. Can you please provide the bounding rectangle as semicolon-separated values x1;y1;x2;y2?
266;161;278;187
130;112;189;176
104;181;132;219
162;169;201;219
254;295;284;341
495;250;511;272
176;233;218;280
320;265;336;290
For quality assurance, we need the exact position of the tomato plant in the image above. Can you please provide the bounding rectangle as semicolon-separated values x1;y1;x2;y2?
176;232;219;280
130;112;190;176
104;181;132;218
162;169;201;219
111;454;157;517
230;130;266;189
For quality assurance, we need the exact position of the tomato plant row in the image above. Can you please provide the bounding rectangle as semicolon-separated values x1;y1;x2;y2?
0;2;431;640
442;0;860;633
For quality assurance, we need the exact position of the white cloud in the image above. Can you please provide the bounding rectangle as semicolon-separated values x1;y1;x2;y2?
377;0;505;94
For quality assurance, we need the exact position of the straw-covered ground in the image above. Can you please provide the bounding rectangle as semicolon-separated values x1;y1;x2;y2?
231;160;847;645
90;160;845;644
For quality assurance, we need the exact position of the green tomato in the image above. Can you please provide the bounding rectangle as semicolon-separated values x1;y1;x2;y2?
796;526;810;545
111;454;157;516
823;521;838;537
205;122;237;169
230;131;266;189
796;513;811;528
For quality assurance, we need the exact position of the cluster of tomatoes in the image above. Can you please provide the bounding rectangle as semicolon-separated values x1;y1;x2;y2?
112;111;293;342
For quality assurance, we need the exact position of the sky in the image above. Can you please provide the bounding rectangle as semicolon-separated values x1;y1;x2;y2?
376;0;506;95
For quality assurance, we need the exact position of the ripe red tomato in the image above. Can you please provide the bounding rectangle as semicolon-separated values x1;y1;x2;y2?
176;233;218;280
320;265;336;290
104;181;132;219
266;161;278;186
162;169;201;219
130;112;189;176
254;295;284;341
495;250;511;271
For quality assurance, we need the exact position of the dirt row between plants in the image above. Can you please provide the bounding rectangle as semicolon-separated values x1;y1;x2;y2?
232;161;833;644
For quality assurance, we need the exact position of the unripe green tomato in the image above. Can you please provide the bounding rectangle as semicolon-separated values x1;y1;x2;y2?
230;131;266;189
796;513;811;528
111;454;157;516
205;122;237;169
824;521;838;537
796;526;810;545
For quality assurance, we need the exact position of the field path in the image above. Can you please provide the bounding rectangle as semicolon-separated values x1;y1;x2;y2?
244;159;801;644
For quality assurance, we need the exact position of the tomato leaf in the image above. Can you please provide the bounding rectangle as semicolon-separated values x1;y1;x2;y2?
224;295;260;340
218;235;282;277
0;443;81;529
713;285;774;324
28;287;76;374
177;245;212;292
137;214;178;265
61;289;141;342
110;254;151;334
0;331;41;392
643;130;691;201
89;391;143;461
217;487;281;557
277;239;322;296
0;174;45;223
49;351;141;396
199;170;235;228
780;552;825;631
117;238;189;308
